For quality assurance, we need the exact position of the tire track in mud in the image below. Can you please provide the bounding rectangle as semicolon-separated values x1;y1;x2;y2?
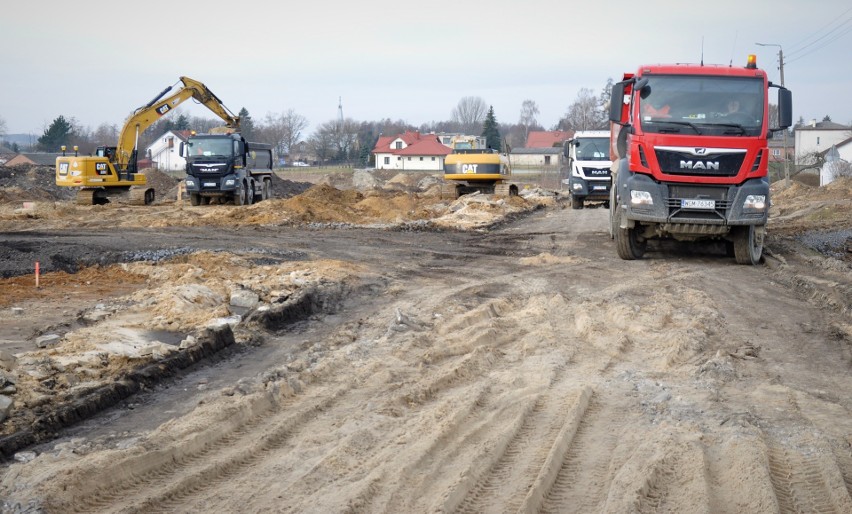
766;440;852;514
62;386;350;514
537;394;631;513
450;375;593;514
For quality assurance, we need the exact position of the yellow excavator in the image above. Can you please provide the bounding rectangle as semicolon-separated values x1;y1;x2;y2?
56;76;240;205
442;139;517;199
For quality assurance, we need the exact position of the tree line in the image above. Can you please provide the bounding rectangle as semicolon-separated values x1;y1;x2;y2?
8;77;844;167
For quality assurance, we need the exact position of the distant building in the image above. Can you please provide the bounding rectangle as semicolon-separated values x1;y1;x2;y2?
4;153;62;167
525;130;573;148
434;133;488;150
372;131;452;171
794;120;851;165
146;130;191;172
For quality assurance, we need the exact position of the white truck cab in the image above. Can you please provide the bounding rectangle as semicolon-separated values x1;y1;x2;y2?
564;130;612;209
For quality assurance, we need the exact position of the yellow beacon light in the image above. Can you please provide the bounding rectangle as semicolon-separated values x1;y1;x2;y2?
746;54;757;69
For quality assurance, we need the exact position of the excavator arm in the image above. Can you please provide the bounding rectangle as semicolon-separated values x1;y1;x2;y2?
114;76;240;170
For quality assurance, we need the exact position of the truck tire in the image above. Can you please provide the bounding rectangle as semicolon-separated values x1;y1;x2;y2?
608;188;618;240
571;195;584;209
262;178;272;200
190;193;201;206
235;182;246;206
615;214;647;260
732;225;763;265
247;181;255;205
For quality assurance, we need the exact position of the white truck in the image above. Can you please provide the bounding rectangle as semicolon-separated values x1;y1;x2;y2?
564;130;613;209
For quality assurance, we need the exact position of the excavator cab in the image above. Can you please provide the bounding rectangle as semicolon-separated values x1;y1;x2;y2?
95;146;116;160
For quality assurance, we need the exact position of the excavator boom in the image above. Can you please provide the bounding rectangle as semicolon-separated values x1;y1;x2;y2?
114;76;240;169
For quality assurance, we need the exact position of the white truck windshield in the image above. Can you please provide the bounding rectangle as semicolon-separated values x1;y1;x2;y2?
575;138;610;161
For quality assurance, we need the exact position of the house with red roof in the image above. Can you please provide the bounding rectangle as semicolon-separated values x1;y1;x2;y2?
146;130;192;172
525;130;573;148
372;131;452;171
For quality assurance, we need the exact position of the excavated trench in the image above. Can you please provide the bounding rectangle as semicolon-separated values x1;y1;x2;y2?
0;283;352;459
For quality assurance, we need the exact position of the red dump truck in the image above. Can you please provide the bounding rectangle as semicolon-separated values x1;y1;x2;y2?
609;55;792;264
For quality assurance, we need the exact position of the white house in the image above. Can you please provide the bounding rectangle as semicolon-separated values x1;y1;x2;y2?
147;130;191;172
794;120;850;165
372;131;452;171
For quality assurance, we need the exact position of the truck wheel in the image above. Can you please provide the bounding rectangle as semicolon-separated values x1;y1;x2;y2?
190;193;201;206
615;219;647;260
235;182;246;205
262;178;272;200
571;195;584;209
246;181;255;205
608;189;618;240
732;225;763;265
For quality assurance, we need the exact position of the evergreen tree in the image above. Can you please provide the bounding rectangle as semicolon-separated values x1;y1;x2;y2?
481;106;501;151
173;114;190;131
37;115;74;151
238;107;255;140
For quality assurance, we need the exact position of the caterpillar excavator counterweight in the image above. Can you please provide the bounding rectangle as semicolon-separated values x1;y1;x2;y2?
56;76;239;205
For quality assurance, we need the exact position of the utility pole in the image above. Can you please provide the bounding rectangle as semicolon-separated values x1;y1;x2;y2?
756;42;790;186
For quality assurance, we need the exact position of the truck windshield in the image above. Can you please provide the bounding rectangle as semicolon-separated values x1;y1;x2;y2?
638;75;764;135
575;138;610;161
187;137;232;157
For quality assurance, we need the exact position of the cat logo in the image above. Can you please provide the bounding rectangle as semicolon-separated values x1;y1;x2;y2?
462;164;478;174
96;162;109;175
156;103;171;116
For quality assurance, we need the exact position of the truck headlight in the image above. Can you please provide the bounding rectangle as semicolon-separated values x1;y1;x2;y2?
572;182;583;191
185;179;195;187
224;179;236;186
743;195;766;210
630;190;653;206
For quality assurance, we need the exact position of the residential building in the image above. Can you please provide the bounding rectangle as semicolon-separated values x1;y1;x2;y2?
4;153;62;166
508;147;563;169
434;133;487;150
146;130;191;172
372;131;452;171
525;130;573;149
794;120;851;165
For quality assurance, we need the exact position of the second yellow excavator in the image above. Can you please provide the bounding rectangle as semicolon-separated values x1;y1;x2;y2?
56;76;240;205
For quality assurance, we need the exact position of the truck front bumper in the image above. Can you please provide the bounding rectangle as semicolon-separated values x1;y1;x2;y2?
621;173;769;227
569;176;611;200
185;175;238;193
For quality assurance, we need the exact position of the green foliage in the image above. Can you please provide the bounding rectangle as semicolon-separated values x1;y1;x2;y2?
481;106;501;151
173;114;190;131
37;115;74;151
238;107;255;140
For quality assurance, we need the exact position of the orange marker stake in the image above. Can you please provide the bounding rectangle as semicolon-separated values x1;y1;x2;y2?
35;261;40;288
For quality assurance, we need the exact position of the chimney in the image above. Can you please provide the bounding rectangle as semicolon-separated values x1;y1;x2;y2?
810;119;817;127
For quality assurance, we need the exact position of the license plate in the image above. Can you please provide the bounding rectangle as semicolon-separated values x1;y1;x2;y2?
593;185;607;190
681;199;715;209
203;182;216;187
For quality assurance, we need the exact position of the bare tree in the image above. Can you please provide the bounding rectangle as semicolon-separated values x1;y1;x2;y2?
280;109;309;158
451;96;488;134
0;115;7;139
560;88;607;131
308;122;337;163
519;100;540;145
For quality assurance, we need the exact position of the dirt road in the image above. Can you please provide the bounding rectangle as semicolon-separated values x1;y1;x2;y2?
1;193;850;513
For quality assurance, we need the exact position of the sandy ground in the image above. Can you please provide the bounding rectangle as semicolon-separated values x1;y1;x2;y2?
0;167;850;513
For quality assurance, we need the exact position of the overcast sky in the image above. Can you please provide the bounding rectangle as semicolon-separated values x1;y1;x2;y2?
2;0;850;137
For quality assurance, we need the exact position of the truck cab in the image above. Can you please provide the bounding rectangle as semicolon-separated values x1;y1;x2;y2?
564;130;612;209
182;132;273;206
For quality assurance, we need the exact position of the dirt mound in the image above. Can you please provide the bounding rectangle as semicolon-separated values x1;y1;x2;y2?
0;165;76;203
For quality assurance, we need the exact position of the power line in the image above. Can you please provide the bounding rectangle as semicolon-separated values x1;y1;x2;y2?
786;23;852;64
785;5;852;55
785;9;852;60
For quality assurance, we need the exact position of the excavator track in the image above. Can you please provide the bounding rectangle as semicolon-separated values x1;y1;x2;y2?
493;182;518;198
127;187;155;206
441;182;460;200
75;189;96;206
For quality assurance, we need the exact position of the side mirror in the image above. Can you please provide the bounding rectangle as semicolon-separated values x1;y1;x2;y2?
777;87;793;129
179;142;185;156
610;82;626;122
